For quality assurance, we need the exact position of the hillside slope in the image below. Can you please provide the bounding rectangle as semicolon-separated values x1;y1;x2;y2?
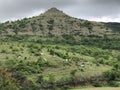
0;8;120;90
0;8;119;38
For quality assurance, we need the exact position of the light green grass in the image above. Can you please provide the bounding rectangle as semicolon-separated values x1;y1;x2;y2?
0;41;119;87
69;87;120;90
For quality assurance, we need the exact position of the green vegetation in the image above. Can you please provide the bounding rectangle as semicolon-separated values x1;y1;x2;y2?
0;70;19;90
69;87;120;90
0;39;119;89
0;8;120;90
0;8;119;38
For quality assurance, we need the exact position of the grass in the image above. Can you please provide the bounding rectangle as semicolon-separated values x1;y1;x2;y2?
69;87;120;90
0;41;119;89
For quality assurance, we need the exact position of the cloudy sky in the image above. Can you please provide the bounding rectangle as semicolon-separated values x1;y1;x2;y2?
0;0;120;22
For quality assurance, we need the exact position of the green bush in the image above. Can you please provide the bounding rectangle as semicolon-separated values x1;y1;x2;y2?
109;81;120;87
0;71;19;90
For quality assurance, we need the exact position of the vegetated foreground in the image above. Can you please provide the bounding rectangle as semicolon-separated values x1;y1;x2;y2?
0;37;120;90
70;87;120;90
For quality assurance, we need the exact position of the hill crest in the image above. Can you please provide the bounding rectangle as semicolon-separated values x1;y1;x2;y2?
0;7;119;37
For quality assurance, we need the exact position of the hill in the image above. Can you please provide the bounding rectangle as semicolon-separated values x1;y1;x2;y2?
0;8;120;90
0;7;119;38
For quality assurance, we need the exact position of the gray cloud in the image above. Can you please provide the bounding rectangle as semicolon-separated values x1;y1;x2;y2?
0;0;120;22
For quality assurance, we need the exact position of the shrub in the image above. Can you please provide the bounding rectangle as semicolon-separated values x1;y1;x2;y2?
92;81;103;87
1;49;6;53
109;81;120;87
0;71;19;90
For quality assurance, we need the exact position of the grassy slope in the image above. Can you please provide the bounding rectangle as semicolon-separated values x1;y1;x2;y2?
0;36;119;90
70;87;120;90
0;40;119;89
0;41;117;79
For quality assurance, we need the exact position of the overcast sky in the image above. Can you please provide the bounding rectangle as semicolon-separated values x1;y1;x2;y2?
0;0;120;22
